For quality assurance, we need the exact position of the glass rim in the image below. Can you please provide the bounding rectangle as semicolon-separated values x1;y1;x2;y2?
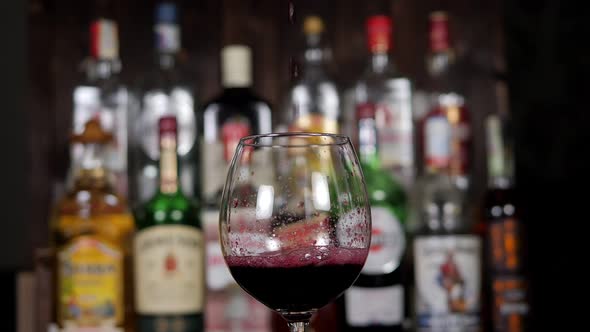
239;132;351;147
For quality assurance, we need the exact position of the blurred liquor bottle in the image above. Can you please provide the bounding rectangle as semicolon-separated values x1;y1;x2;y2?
200;44;273;332
284;15;340;134
133;116;205;332
410;104;482;331
338;104;408;332
130;2;199;206
50;118;135;331
354;15;414;190
71;18;130;198
483;112;530;332
415;11;471;193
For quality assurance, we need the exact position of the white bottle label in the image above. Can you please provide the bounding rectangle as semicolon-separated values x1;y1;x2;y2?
374;78;414;187
134;225;204;314
414;235;481;329
345;285;404;326
362;206;405;274
425;115;450;169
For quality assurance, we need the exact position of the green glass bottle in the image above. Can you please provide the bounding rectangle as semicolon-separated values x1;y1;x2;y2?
340;104;408;331
133;115;204;332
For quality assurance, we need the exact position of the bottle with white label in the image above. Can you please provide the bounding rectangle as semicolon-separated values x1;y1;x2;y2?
417;11;471;192
200;44;273;332
133;116;204;332
339;104;408;332
411;111;482;331
130;2;198;205
354;15;415;190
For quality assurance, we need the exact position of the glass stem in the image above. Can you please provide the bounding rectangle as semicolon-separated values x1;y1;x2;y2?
287;321;308;332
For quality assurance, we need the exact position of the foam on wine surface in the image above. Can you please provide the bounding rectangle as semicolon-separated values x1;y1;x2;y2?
225;246;367;268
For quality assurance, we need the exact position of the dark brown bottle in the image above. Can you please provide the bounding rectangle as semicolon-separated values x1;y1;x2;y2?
482;114;530;332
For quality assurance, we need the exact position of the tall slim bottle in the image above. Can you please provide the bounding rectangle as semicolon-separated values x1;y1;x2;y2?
340;104;408;332
200;45;273;332
483;114;529;332
133;116;205;332
285;15;340;134
355;15;414;190
51;118;135;331
72;18;130;197
131;2;198;205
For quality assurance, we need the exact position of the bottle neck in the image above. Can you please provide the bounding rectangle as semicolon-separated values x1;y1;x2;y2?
303;33;327;76
486;115;515;189
159;134;179;194
489;175;513;189
157;52;177;70
73;143;109;190
89;58;120;81
370;52;392;74
358;117;381;169
488;153;515;189
155;22;180;70
427;49;453;79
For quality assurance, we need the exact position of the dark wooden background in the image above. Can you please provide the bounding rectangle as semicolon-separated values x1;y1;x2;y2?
25;0;504;266
12;0;588;329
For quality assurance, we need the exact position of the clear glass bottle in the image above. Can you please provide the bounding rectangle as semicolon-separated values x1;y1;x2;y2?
355;15;415;190
71;18;130;198
131;2;198;205
51;118;135;331
284;15;340;134
133;116;205;332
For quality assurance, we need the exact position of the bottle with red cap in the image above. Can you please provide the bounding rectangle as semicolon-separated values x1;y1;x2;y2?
353;14;415;191
71;18;130;198
133;115;205;332
417;11;472;193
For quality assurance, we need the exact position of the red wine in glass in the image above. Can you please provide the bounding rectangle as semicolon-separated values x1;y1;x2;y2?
226;246;367;317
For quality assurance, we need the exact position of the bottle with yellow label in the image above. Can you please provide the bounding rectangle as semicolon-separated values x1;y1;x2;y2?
51;117;135;331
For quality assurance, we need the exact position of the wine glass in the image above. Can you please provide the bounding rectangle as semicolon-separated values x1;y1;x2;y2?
219;133;371;332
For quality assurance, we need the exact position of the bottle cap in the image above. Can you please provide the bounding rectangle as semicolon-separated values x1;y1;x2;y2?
303;16;324;35
71;118;112;144
154;2;180;52
155;2;177;24
366;15;392;53
221;45;252;88
159;115;178;136
356;103;376;119
90;19;119;59
429;11;451;52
